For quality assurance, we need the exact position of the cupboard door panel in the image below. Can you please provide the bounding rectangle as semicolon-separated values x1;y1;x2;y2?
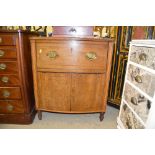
71;73;105;112
38;72;71;111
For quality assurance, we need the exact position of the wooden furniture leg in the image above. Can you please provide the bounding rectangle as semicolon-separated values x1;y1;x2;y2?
38;110;42;120
99;112;105;121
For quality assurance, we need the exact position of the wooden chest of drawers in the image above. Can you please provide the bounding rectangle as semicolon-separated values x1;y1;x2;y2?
30;37;113;121
0;30;38;124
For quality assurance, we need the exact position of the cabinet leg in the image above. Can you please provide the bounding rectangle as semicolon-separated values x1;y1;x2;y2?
38;110;42;120
99;112;105;121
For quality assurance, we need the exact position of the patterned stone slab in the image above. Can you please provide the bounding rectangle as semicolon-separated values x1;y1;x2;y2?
123;83;151;122
127;64;155;97
120;102;145;129
130;45;155;70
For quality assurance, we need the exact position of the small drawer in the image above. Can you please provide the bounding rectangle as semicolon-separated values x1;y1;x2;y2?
0;75;20;86
0;100;24;113
52;26;93;36
37;41;108;72
120;102;145;129
123;83;151;122
0;87;22;99
0;35;16;45
0;61;18;74
0;48;17;59
129;45;155;70
127;64;155;97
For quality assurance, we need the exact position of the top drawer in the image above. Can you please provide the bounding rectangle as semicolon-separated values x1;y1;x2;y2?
52;26;93;36
129;45;155;70
36;40;108;72
0;35;16;46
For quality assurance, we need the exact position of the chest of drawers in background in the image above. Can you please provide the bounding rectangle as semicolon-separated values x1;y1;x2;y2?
117;40;155;129
30;37;113;121
0;30;38;124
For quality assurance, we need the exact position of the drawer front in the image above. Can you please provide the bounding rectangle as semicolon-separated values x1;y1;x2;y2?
0;75;20;86
0;100;24;113
120;102;145;129
0;61;18;74
130;45;155;70
0;48;17;59
0;87;22;99
127;64;155;97
37;41;108;72
52;26;93;36
0;35;16;45
123;83;151;122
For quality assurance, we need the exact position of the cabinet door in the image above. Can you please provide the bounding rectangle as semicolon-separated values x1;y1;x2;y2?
71;73;105;112
37;72;71;112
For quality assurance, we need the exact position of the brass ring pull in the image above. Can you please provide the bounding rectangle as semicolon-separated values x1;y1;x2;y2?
1;76;9;83
3;90;10;98
47;51;58;60
135;75;142;83
0;50;5;57
0;37;2;43
7;104;13;111
0;63;7;70
131;97;138;105
86;52;97;60
139;53;147;61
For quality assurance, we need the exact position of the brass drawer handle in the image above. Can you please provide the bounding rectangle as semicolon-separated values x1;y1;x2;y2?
139;53;147;61
131;97;138;105
0;63;7;70
0;37;2;43
3;90;10;98
135;75;142;83
47;51;58;59
1;76;9;83
86;52;97;60
0;50;5;57
7;104;13;111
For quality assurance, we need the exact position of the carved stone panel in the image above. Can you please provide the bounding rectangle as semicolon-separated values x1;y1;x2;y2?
130;45;155;70
120;102;145;129
123;83;151;122
127;64;155;97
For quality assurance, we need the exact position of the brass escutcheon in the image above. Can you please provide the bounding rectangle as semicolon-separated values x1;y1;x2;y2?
3;90;10;98
1;76;9;83
0;50;5;57
47;51;58;59
86;52;97;60
7;105;13;111
0;63;7;70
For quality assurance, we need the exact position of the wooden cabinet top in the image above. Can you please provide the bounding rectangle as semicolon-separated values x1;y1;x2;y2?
0;29;38;35
30;36;114;42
